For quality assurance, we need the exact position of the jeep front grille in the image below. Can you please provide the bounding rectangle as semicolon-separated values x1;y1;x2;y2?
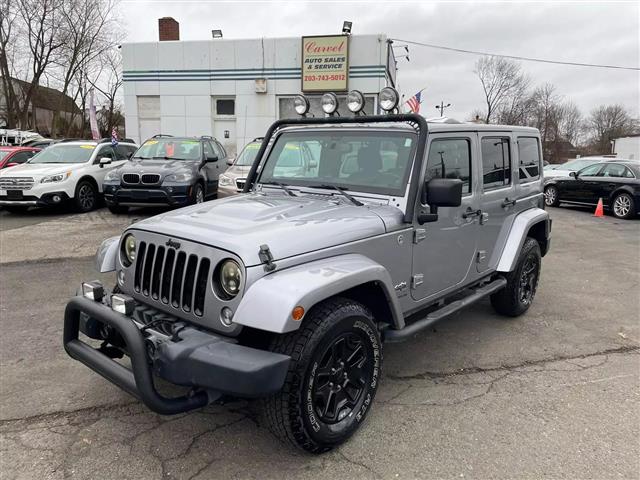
134;241;211;316
0;177;34;190
122;173;140;184
141;174;160;184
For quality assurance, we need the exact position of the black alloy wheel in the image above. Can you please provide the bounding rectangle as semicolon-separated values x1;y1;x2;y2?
75;181;98;212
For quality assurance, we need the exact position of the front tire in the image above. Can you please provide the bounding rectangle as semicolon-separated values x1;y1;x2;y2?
263;297;382;453
74;181;98;213
611;192;635;219
491;237;541;317
544;185;559;207
191;183;204;205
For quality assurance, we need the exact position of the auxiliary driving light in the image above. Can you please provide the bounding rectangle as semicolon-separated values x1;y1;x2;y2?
82;281;104;302
220;307;234;326
379;87;400;112
321;92;339;115
346;90;365;114
294;95;310;116
111;294;135;315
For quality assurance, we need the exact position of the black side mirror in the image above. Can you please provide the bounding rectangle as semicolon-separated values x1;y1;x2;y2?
205;155;218;163
569;171;577;178
417;178;463;224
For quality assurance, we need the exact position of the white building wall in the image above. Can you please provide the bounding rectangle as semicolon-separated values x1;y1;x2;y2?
122;34;391;154
613;136;640;160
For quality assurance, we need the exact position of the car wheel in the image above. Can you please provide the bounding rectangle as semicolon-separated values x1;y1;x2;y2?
490;237;541;317
108;205;129;214
263;297;382;454
611;192;635;219
4;206;29;214
74;181;98;212
192;183;204;204
544;185;559;207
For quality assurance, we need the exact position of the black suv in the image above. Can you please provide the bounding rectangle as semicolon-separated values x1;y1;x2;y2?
103;135;227;213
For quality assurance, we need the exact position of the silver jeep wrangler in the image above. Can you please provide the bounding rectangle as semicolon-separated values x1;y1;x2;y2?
64;88;551;453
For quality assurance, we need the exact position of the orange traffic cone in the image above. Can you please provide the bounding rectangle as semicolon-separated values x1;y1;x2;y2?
594;198;604;217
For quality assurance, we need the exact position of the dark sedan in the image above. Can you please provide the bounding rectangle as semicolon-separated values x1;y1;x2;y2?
544;160;640;219
103;135;227;213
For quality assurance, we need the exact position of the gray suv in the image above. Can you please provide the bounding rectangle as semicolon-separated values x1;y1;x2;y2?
64;88;551;454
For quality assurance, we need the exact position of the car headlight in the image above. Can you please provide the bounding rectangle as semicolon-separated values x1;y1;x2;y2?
104;169;120;181
41;171;71;183
164;173;193;183
219;174;233;186
217;259;242;298
120;233;136;267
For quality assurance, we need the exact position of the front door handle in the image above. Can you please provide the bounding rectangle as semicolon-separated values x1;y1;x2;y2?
462;208;482;219
502;197;517;208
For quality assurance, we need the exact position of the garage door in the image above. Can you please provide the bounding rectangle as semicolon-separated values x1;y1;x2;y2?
137;96;160;143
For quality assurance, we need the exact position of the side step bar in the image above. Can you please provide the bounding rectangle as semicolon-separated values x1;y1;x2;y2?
384;277;507;343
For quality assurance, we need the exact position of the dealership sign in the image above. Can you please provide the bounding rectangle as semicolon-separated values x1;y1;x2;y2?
301;35;349;92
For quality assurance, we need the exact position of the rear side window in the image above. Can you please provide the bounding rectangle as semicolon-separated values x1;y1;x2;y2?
425;138;472;194
517;137;540;182
481;137;511;190
599;163;634;178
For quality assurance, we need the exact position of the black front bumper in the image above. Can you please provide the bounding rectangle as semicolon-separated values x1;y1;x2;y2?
64;295;290;415
103;184;191;207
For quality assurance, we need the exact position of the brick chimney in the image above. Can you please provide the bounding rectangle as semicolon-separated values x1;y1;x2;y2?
158;17;179;41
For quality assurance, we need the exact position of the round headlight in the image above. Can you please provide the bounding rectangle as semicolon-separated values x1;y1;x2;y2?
121;233;136;267
379;87;399;112
346;90;365;113
294;95;310;116
219;259;242;298
321;92;339;115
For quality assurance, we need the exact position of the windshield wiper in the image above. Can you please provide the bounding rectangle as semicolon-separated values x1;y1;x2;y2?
152;156;187;160
132;156;151;160
261;181;297;197
308;184;363;206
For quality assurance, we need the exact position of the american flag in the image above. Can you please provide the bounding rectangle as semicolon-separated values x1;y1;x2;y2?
406;91;422;113
111;126;118;146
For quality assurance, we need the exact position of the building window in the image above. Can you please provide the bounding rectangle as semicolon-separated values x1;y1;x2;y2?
517;137;541;182
215;99;235;116
481;137;511;190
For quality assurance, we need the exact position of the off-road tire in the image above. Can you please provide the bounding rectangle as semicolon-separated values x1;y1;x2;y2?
544;185;560;207
611;192;635;219
490;237;541;317
4;206;29;214
108;205;129;214
263;297;382;454
74;180;98;213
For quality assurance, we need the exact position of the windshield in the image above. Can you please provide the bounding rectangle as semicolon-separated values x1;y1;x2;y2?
134;138;201;160
235;142;261;166
0;151;9;161
257;131;416;196
29;144;94;164
562;159;600;171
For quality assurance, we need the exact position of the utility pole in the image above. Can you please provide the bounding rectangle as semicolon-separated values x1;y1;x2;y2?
436;101;451;117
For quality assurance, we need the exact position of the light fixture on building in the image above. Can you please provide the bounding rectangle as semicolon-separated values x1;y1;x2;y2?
211;29;223;39
342;21;352;35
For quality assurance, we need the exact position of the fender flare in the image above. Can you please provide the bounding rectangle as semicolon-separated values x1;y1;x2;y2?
233;254;403;333
496;208;550;272
95;235;121;272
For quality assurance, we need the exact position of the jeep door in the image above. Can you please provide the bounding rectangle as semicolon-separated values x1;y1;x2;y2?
476;133;517;273
411;133;478;301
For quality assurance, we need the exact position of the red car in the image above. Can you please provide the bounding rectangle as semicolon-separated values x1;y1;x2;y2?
0;146;41;169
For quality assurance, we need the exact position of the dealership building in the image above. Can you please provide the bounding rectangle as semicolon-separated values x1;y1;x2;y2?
122;18;397;154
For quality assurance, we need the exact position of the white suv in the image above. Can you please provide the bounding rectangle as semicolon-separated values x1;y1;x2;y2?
0;139;138;213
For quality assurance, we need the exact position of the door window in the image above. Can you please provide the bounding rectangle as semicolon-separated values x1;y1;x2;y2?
116;145;136;160
481;137;511;190
425;138;472;194
577;163;603;176
96;146;116;163
517;137;540;181
203;141;215;160
212;141;227;160
598;163;632;178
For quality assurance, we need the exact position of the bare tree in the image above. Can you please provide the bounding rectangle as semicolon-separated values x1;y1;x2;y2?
89;48;123;136
586;104;639;153
558;101;582;146
0;0;20;127
474;56;529;124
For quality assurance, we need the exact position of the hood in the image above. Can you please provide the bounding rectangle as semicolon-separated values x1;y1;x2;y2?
224;165;251;178
131;193;402;266
0;162;87;177
544;169;572;178
118;159;197;175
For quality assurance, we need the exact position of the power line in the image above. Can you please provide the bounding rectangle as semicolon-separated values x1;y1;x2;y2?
391;39;640;71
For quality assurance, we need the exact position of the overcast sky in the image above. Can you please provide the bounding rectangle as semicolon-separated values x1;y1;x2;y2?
121;1;639;121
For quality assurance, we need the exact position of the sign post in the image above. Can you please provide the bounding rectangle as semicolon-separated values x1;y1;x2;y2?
301;35;349;93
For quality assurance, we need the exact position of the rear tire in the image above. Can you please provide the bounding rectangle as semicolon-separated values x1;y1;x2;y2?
108;205;129;214
491;237;541;317
611;192;635;219
74;180;98;213
544;185;559;207
263;297;382;453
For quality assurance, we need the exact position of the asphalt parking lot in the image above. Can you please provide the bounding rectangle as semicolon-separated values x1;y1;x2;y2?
0;205;638;479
